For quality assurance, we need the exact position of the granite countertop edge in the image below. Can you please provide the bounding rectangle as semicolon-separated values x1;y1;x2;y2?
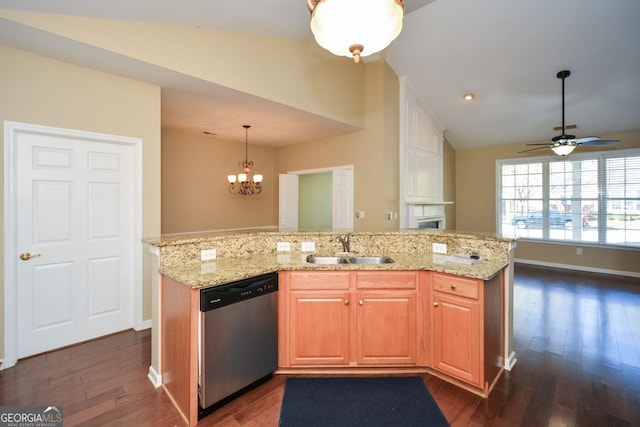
160;252;508;289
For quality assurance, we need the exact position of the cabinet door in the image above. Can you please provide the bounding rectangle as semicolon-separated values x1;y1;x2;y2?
288;290;350;365
432;291;480;386
356;290;417;365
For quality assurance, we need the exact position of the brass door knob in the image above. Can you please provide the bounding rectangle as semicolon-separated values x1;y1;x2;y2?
19;252;41;261
450;284;457;290
344;299;349;305
359;300;363;306
433;302;439;307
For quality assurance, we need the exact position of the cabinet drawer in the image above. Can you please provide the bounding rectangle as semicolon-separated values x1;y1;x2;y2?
432;272;479;299
289;271;351;290
356;271;417;289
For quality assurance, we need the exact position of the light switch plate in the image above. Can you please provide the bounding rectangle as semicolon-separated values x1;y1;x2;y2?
432;243;448;254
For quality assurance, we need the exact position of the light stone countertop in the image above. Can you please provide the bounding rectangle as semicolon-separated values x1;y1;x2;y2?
159;251;509;289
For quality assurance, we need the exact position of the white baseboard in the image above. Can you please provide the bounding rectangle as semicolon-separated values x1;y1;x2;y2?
136;319;152;331
504;351;517;371
515;258;640;278
148;365;162;388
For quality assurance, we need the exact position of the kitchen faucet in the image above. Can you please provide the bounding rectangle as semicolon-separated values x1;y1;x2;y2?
335;234;351;253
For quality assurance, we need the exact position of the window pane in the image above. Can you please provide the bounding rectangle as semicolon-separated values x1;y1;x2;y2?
604;156;640;246
497;151;640;247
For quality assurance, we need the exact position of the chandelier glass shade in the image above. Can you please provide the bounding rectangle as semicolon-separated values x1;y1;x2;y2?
227;125;263;195
307;0;404;63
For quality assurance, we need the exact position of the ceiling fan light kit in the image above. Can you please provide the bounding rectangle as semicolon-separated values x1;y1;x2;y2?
520;69;620;156
551;142;576;156
307;0;404;63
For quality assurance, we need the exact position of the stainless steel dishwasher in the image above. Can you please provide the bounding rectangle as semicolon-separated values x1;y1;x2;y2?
199;272;278;418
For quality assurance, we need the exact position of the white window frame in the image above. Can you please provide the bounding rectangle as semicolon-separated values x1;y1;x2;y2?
496;148;640;248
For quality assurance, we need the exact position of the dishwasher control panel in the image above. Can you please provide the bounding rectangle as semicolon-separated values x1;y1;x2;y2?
200;272;278;311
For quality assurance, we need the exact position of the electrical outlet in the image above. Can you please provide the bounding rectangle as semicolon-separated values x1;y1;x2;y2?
301;241;316;252
432;243;448;254
576;248;583;255
277;242;291;252
201;249;217;261
386;212;393;220
200;262;217;274
356;211;365;219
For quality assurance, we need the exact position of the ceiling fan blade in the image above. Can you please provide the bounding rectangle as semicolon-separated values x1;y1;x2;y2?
574;136;600;144
518;146;550;154
526;143;553;146
579;139;620;146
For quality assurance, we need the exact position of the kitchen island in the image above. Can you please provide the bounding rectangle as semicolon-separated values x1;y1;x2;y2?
145;229;517;426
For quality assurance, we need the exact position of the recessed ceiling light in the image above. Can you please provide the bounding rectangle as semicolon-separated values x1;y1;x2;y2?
463;93;474;101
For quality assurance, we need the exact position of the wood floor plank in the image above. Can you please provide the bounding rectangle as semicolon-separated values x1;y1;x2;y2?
0;264;638;426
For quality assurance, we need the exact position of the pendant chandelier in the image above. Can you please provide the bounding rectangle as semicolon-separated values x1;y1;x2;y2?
227;125;263;195
307;0;405;63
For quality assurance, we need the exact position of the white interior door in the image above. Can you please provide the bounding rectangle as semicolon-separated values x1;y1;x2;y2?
279;174;299;229
13;127;135;358
332;167;354;230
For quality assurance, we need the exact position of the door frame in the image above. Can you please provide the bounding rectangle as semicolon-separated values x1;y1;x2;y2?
3;121;144;369
280;165;354;229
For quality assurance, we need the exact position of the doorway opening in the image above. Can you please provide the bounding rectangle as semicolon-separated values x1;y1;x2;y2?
279;166;354;230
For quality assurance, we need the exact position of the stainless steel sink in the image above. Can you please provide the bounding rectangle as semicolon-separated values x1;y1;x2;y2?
305;255;349;264
349;256;394;264
306;255;394;265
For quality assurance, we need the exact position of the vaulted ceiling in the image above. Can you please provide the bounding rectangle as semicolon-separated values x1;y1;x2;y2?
1;0;639;150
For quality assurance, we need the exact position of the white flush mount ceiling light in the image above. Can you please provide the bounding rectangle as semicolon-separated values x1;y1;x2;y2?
307;0;405;63
463;93;474;101
227;125;263;195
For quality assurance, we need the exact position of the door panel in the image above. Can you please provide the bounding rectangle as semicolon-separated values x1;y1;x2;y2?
32;263;74;330
279;174;299;229
15;129;134;358
332;167;353;230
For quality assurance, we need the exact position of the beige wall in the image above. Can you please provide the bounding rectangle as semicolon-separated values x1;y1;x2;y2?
455;130;640;274
161;60;400;233
161;129;276;233
275;60;400;230
0;10;365;129
0;45;162;359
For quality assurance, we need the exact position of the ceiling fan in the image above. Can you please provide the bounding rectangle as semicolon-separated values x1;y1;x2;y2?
520;70;620;156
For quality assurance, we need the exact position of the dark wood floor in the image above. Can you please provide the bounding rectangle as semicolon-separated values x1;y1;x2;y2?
1;264;638;426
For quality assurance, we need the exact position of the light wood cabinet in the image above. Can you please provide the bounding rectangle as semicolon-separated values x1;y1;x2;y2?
430;271;504;396
356;290;417;365
355;271;418;365
279;270;420;368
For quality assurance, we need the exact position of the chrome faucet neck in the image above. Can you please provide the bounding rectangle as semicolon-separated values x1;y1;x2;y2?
335;234;351;253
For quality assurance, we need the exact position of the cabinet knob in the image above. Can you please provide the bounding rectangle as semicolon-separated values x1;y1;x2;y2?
359;300;363;306
344;299;349;305
433;302;439;307
450;284;457;290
